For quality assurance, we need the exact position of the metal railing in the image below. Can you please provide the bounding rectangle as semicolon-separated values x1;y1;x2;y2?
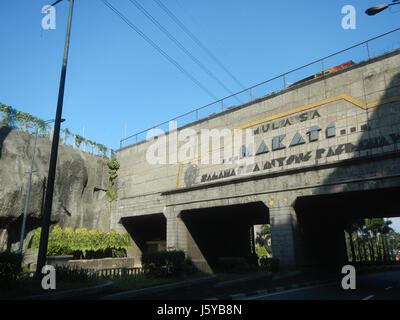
119;27;400;149
90;267;144;278
21;266;144;279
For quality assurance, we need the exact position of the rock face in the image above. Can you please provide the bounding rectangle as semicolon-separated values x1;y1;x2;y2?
0;126;111;251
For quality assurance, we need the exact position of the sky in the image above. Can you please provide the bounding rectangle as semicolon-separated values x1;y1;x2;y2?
1;1;400;230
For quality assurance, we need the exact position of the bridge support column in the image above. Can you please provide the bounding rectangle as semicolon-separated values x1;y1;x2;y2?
164;207;180;251
163;207;213;274
269;206;301;270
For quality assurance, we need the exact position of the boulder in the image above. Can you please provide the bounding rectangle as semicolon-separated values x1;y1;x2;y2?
0;126;111;251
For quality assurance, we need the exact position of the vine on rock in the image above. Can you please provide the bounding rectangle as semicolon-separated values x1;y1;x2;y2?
106;158;120;201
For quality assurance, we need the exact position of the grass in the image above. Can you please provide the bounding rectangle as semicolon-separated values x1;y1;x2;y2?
0;270;209;299
0;263;284;299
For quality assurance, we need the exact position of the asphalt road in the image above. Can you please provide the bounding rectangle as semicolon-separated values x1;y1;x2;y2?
248;270;400;300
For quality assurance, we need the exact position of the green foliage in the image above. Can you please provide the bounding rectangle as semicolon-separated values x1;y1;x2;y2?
107;229;130;249
47;225;72;256
0;103;50;134
255;246;269;258
259;257;280;273
345;218;400;262
106;158;120;202
72;228;90;252
74;134;85;149
29;226;131;259
216;257;250;274
0;251;23;284
0;102;114;158
106;188;117;201
141;250;187;277
255;224;272;258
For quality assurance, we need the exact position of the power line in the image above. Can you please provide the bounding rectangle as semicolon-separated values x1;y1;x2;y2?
153;0;246;90
100;0;218;100
128;0;241;103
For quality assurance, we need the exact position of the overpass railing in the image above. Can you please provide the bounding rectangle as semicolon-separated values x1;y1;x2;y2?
119;27;400;149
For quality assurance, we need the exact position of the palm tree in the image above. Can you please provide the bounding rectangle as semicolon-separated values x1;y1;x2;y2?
381;220;394;261
362;219;375;261
344;218;363;262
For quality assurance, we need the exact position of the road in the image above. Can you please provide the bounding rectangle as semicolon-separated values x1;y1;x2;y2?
247;270;400;300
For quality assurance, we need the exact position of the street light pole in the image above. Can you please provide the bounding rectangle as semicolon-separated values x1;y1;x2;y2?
18;127;38;255
18;119;65;256
366;0;400;15
35;0;75;278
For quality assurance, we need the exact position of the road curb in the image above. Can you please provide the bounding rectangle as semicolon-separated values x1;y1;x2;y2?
204;264;400;300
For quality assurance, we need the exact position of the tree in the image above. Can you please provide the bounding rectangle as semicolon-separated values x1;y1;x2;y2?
255;225;272;258
344;218;364;262
380;220;394;261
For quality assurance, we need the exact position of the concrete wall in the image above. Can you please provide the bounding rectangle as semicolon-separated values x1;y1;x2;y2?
0;128;111;251
114;49;400;271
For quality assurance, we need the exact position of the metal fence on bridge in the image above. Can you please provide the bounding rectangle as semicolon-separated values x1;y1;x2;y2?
119;27;400;149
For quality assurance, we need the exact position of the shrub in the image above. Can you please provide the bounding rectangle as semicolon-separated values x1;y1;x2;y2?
0;251;23;283
255;246;269;258
29;226;131;259
259;257;280;273
182;258;199;276
216;257;250;273
141;251;186;277
47;225;71;256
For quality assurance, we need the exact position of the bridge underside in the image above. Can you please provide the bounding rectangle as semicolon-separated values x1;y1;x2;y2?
121;213;166;264
294;186;400;271
117;185;400;274
180;201;268;272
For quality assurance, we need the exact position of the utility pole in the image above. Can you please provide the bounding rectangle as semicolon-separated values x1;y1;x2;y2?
18;127;38;255
35;0;75;278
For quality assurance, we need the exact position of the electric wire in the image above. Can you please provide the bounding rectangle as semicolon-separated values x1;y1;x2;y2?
153;0;246;90
128;0;241;103
100;0;219;100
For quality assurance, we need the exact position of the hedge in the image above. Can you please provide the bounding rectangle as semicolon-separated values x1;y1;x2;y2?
259;257;280;273
215;257;250;273
29;226;131;259
141;250;187;277
0;251;23;284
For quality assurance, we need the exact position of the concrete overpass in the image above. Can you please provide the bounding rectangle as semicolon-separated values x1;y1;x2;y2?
111;49;400;273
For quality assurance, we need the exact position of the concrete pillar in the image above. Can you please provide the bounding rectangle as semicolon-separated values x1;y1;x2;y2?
164;207;213;274
163;207;179;251
269;206;300;270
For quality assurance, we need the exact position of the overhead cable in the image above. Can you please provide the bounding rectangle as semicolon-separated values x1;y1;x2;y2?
101;0;219;100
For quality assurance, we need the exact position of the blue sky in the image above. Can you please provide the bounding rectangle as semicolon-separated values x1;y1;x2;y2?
1;1;400;230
